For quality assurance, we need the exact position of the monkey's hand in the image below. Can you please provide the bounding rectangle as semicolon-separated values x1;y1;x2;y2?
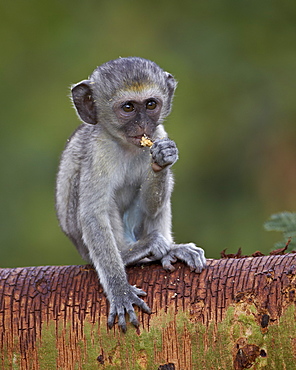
150;138;178;172
161;243;207;273
108;284;151;332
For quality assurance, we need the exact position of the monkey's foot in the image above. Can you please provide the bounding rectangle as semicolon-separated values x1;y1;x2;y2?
161;243;206;273
107;285;151;333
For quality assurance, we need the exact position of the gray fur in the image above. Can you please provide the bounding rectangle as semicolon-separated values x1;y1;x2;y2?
56;57;206;332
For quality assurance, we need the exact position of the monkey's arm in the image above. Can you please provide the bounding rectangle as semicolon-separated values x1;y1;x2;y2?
79;179;150;332
140;138;177;217
139;138;207;272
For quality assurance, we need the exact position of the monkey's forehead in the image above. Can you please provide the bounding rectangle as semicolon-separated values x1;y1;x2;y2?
115;82;164;100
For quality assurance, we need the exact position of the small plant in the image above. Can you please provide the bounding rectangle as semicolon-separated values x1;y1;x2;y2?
264;211;296;251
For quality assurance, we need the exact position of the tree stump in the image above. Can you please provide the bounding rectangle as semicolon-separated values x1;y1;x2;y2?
1;254;296;369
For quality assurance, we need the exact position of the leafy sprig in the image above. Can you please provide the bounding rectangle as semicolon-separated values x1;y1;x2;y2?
264;212;296;251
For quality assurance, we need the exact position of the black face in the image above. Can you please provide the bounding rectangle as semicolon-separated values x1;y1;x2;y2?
113;98;162;147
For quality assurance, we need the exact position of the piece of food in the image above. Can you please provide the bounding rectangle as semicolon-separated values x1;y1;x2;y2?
140;135;153;147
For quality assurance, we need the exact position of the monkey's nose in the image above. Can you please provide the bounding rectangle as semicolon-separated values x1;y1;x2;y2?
138;121;148;130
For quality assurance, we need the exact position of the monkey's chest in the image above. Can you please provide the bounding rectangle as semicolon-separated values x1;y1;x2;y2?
115;184;141;214
115;184;143;243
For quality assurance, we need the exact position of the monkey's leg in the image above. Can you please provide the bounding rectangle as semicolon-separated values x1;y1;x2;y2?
122;237;206;273
121;231;171;266
57;171;91;262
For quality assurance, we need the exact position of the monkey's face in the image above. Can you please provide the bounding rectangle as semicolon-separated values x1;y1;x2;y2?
113;96;163;147
71;58;177;146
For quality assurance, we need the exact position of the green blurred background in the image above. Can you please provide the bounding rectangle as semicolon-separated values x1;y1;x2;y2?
1;1;296;267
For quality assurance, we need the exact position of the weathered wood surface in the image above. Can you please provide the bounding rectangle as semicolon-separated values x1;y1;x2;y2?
1;254;296;369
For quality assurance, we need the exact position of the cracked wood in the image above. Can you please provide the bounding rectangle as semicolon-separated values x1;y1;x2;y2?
1;254;296;369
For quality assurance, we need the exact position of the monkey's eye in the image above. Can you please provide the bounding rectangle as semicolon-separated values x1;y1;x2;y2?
146;100;157;110
122;102;134;113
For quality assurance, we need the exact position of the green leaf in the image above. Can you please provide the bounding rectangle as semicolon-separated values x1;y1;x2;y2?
264;212;296;251
264;212;296;233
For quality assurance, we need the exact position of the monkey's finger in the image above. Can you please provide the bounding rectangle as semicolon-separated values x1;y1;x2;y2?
186;244;206;259
161;253;177;271
163;155;177;166
111;304;127;332
137;290;147;297
118;313;127;333
172;244;207;271
176;249;205;274
189;256;204;273
194;264;204;274
188;246;207;269
163;263;176;272
134;297;151;314
197;248;207;268
131;285;147;296
107;309;117;329
161;260;176;272
108;302;126;330
127;308;139;328
175;249;196;267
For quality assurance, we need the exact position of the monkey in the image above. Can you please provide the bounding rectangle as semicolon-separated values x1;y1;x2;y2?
56;57;206;332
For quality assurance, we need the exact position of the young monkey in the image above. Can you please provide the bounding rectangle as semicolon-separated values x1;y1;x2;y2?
56;57;206;332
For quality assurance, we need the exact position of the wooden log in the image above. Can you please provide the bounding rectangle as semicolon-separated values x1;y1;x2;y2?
1;254;296;369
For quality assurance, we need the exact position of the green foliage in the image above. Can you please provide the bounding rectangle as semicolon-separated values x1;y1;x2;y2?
264;212;296;251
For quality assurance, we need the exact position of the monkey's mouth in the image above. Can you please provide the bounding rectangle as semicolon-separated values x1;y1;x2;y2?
128;135;148;147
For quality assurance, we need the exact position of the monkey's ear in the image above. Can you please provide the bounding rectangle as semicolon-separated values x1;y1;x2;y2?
164;72;177;100
71;80;98;125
